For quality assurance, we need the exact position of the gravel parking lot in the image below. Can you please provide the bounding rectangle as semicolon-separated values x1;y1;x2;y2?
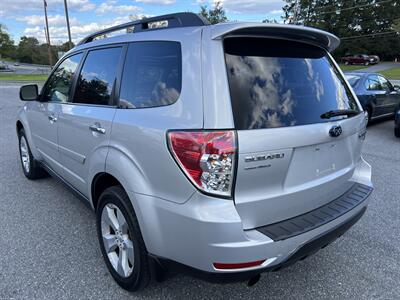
1;82;399;299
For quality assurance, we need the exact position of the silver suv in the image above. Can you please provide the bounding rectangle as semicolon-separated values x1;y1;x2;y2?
16;13;373;291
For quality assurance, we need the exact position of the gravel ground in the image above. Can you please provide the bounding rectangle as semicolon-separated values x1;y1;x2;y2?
1;82;399;299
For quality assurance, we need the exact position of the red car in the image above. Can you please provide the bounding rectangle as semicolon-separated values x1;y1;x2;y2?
342;54;380;66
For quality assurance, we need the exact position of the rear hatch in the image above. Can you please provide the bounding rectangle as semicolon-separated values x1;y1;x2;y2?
224;37;366;229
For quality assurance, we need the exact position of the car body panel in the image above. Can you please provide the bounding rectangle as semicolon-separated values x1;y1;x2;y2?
16;20;374;277
57;104;116;197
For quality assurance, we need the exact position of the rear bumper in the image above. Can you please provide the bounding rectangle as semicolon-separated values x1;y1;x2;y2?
155;205;367;283
128;158;372;277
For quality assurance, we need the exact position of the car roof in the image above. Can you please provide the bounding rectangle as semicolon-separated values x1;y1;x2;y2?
66;13;340;58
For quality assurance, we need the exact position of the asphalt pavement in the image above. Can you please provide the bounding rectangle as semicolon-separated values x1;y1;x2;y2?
0;82;399;299
361;61;399;73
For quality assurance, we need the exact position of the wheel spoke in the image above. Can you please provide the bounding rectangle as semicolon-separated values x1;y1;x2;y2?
103;206;119;231
125;239;135;266
117;249;129;277
116;209;128;233
102;234;117;253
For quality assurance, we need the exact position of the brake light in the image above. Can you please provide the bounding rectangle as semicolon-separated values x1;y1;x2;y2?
167;130;236;197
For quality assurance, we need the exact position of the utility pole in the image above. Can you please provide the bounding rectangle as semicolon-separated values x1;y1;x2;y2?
43;0;53;66
64;0;73;50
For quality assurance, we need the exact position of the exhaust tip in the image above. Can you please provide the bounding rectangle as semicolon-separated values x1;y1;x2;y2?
247;274;261;287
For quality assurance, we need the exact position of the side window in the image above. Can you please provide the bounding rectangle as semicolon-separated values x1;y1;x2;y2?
366;75;382;91
378;76;392;92
74;47;122;105
42;53;82;102
119;41;182;109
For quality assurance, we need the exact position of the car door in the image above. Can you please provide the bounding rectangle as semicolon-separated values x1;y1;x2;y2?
27;53;83;175
365;74;386;118
378;75;400;115
57;46;124;197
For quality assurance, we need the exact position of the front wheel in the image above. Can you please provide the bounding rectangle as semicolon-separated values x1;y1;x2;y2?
96;186;151;291
364;61;370;66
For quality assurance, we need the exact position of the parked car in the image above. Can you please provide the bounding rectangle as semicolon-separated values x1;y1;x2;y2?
16;13;373;291
395;108;400;137
342;54;380;66
344;72;400;122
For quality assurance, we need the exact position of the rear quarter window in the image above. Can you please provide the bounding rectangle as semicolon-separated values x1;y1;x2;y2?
224;38;359;130
119;41;182;109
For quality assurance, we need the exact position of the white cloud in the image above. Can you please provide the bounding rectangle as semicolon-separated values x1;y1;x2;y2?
1;0;95;15
270;9;283;14
17;14;79;27
96;1;142;15
135;0;176;5
201;0;284;14
23;16;135;45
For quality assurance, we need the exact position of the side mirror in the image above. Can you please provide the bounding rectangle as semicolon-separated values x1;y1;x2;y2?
19;84;39;101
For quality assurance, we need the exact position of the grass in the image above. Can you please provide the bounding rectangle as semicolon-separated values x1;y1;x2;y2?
0;57;15;62
379;67;400;80
338;64;369;72
0;73;48;81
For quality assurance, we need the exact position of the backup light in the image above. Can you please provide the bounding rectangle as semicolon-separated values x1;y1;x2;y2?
167;131;236;197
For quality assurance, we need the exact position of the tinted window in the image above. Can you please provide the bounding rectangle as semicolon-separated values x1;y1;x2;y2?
224;38;360;130
74;47;122;105
366;75;382;91
42;53;82;102
119;41;181;109
345;74;361;87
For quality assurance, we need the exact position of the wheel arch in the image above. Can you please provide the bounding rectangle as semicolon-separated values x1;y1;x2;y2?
91;172;125;211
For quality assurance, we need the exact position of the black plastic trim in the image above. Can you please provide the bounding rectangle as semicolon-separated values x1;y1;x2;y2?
256;183;373;241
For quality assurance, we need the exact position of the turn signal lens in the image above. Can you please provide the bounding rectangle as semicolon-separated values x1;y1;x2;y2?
167;131;236;197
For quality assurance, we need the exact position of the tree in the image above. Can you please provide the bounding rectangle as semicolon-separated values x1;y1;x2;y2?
200;1;228;24
0;24;16;59
282;0;400;60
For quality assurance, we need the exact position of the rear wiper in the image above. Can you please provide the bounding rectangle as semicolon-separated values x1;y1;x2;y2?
320;109;359;119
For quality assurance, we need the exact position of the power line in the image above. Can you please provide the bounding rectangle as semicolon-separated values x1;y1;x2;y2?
340;30;398;40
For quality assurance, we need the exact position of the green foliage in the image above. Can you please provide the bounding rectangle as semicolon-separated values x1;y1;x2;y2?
379;67;400;80
282;0;400;60
0;24;17;59
200;1;228;24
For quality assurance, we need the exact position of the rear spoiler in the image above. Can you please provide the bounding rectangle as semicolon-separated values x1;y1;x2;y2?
211;23;340;52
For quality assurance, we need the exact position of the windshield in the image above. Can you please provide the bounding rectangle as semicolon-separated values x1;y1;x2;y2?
345;74;361;87
224;38;360;130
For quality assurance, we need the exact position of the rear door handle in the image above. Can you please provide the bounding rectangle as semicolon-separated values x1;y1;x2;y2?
89;123;106;134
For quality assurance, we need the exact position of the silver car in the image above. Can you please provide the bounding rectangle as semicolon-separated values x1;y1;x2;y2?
16;13;373;291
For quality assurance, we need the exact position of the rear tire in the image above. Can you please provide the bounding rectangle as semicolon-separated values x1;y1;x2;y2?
366;107;372;125
96;186;151;291
395;127;400;138
18;129;47;179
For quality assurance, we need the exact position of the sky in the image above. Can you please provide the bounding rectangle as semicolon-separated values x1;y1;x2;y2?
0;0;285;45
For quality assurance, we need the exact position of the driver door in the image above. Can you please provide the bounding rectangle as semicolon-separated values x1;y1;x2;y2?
27;53;83;175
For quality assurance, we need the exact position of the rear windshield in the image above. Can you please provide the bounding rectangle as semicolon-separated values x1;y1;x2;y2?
224;38;360;130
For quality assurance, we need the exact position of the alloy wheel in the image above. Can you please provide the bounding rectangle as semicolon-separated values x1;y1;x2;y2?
101;204;135;278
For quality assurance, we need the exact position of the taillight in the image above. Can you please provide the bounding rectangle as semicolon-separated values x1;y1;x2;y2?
167;130;236;197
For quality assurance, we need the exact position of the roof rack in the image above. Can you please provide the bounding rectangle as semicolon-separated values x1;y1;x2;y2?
77;12;210;45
